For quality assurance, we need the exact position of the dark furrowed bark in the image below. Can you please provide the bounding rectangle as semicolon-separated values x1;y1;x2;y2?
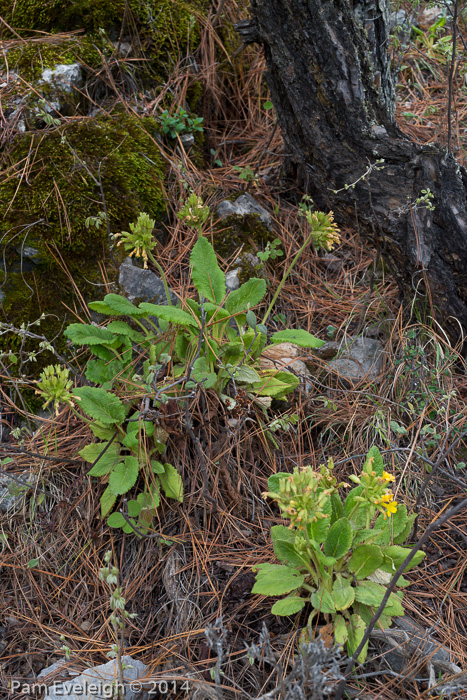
237;0;467;344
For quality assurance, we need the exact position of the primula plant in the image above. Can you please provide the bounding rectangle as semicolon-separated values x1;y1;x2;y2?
36;200;329;533
298;195;341;252
252;447;425;662
35;364;75;415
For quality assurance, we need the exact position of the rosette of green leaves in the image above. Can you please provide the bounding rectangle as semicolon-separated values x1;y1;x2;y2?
252;447;425;662
63;234;325;530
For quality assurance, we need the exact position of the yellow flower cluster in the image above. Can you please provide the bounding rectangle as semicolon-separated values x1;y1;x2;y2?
377;471;397;518
306;210;341;252
113;212;156;270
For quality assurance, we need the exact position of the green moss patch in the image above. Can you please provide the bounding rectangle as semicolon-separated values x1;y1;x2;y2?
1;0;207;83
0;113;166;360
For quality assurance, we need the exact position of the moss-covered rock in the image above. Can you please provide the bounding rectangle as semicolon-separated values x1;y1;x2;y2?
2;37;101;83
0;112;166;353
0;0;208;83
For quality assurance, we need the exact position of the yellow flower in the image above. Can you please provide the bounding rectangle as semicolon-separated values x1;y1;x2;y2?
377;492;398;518
380;492;394;503
382;471;395;483
383;499;398;518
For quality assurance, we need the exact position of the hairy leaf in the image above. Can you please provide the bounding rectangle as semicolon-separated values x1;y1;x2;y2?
106;321;145;343
332;575;355;611
73;387;126;424
324;517;352;559
251;370;299;399
190;236;226;304
79;442;121;477
363;445;384;476
270;329;325;348
109;456;139;495
100;486;117;518
347;614;368;663
393;513;417;544
380;545;425;573
88;300;115;315
310;587;335;614
90;422;116;440
226;278;267;314
374;505;408;544
85;358;127;387
103;294;147;317
65;324;117;346
192;357;217;388
252;563;305;596
348;545;383;579
139;303;198;327
334;615;348;646
159;463;183;502
267;473;290;493
273;538;308;569
271;596;306;616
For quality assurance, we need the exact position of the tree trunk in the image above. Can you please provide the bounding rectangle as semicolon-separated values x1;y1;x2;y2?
237;0;467;345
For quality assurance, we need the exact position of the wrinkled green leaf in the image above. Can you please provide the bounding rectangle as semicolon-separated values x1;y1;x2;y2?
347;614;368;663
267;473;290;493
270;329;324;348
226;278;266;314
348;545;383;579
109;456;139;495
100;486;117;518
271;596;306;616
334;615;348;646
332;575;355;611
190;236;226;304
65;324;117;346
159;463;183;502
380;545;425;573
192;356;217;388
73;387;125;425
85;358;127;387
273;538;308;569
234;366;261;384
324;517;352;559
251;370;299;398
80;442;122;477
393;513;417;544
106;321;145;342
252;563;305;596
139;303;198;327
103;294;147;317
310;587;335;614
363;446;384;476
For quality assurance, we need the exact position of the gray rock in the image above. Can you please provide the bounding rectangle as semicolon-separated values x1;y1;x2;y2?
16;245;42;263
390;9;409;31
309;336;384;384
217;193;272;230
37;658;74;681
112;41;133;57
119;257;177;305
328;337;384;383
232;252;264;283
44;656;149;700
40;64;83;92
225;268;240;292
0;471;36;513
179;133;195;148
